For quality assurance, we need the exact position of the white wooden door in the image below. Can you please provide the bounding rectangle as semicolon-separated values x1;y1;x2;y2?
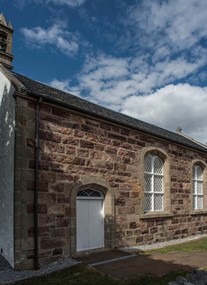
76;190;104;251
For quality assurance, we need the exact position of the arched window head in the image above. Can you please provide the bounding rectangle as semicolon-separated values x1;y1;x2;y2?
193;165;203;210
144;153;164;212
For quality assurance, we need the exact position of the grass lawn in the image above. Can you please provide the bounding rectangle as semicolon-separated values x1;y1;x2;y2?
8;237;207;285
145;237;207;254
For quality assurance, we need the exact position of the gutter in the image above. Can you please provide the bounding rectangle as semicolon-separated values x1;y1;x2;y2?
34;97;42;270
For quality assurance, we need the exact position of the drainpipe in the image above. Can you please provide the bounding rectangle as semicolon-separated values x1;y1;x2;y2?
34;97;42;269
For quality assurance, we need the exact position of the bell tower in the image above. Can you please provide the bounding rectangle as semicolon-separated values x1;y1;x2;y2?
0;13;13;70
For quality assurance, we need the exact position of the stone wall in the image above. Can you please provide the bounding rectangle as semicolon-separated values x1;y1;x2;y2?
14;96;36;270
14;97;207;269
0;72;15;267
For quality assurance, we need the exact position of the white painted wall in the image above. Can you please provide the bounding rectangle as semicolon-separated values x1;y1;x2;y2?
0;72;15;267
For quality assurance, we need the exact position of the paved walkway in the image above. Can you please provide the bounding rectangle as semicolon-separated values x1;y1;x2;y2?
78;249;207;280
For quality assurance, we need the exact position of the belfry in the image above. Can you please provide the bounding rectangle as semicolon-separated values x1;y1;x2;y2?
0;13;13;69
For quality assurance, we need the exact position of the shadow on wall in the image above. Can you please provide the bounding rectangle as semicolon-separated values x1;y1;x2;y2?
0;83;15;266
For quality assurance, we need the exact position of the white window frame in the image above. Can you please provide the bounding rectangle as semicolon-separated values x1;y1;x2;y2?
193;165;203;210
144;154;164;212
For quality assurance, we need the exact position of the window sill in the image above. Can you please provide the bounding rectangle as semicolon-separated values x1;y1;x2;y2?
190;210;207;216
141;212;173;220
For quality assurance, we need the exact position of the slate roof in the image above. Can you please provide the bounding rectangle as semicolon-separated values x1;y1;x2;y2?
13;72;207;153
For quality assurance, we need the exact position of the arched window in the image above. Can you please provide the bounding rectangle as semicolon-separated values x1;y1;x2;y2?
193;165;203;209
0;31;7;52
77;189;103;199
144;153;164;212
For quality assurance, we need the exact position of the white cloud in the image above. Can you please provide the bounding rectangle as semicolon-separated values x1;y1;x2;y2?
21;23;79;56
122;84;207;143
74;53;203;104
49;79;80;96
16;0;86;8
126;0;207;53
46;0;86;6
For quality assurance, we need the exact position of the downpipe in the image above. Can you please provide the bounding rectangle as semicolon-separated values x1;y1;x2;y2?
34;97;42;269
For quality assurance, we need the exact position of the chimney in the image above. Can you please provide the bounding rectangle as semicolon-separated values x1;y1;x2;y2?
0;13;13;70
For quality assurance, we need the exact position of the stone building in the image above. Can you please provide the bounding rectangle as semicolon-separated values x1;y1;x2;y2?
1;13;207;270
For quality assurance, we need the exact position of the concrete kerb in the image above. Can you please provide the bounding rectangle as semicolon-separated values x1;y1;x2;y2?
121;233;207;252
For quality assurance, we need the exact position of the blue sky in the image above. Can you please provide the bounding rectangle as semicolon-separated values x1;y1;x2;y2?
1;0;207;143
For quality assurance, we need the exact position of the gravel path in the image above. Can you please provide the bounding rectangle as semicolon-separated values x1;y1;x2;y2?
168;270;207;285
0;254;79;284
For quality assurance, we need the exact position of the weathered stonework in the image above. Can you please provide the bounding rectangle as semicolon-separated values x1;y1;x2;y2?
13;96;207;269
0;71;15;267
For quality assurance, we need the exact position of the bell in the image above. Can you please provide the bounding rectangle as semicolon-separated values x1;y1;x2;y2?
0;43;5;51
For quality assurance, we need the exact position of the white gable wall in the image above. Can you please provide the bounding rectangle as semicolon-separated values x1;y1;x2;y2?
0;72;15;267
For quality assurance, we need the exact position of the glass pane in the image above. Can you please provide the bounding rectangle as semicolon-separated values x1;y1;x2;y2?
197;196;203;209
144;193;152;212
193;181;197;194
144;174;152;192
197;181;203;194
154;194;163;211
154;156;163;174
77;189;103;197
197;166;203;180
144;155;152;173
193;195;196;209
193;166;196;179
154;175;163;192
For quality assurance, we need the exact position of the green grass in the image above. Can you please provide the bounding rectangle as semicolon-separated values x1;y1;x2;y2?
11;264;120;285
10;264;187;285
145;237;207;254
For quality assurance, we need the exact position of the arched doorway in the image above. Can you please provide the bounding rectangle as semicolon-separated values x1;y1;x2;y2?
76;189;104;251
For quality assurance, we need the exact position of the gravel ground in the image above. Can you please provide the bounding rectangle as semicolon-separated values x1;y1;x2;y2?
168;270;207;285
0;254;79;284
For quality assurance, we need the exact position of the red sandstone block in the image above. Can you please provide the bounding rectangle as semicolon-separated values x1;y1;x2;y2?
41;114;61;124
114;163;126;171
77;148;89;157
57;197;69;203
27;138;35;148
38;204;48;214
40;239;65;250
136;236;143;243
39;182;49;192
120;129;130;136
94;143;105;151
49;183;64;192
53;248;63;256
100;123;111;131
62;137;79;145
72;157;85;165
52;107;71;118
39;130;61;143
80;140;95;149
117;206;135;215
81;124;94;133
56;218;69;227
51;228;66;237
129;222;137;229
40;104;52;113
108;132;126;142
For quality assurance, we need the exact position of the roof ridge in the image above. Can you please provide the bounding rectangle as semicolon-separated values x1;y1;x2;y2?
176;129;207;149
